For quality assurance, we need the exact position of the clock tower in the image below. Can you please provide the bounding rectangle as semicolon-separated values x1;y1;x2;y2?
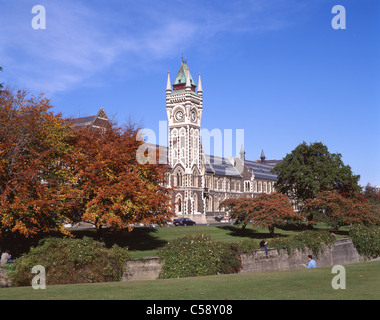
166;59;204;215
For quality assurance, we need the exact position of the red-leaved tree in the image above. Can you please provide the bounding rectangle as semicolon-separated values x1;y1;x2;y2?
304;190;379;230
221;193;301;236
66;123;174;236
0;89;74;238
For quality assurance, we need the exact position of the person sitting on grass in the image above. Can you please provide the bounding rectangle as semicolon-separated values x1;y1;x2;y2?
303;255;316;268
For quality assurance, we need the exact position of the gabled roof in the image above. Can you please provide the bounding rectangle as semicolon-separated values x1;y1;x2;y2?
244;160;279;181
68;115;97;128
140;144;280;181
204;154;242;178
67;108;109;129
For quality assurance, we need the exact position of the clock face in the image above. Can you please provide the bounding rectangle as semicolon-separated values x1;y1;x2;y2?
191;110;196;122
175;110;184;121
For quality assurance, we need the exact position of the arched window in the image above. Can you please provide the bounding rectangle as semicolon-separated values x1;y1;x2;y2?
193;130;199;165
180;128;186;164
176;171;183;187
206;176;210;188
192;168;199;187
193;194;198;213
214;197;220;211
171;129;178;164
175;194;182;214
164;173;170;186
207;196;213;212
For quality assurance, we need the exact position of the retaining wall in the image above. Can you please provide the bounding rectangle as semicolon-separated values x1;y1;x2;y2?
0;238;364;287
239;238;360;273
121;238;362;281
122;257;163;281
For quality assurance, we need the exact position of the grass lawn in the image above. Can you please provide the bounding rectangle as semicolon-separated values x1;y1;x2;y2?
1;261;378;300
70;223;348;258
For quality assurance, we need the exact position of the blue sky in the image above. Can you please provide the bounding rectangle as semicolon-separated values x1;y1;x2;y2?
1;0;379;187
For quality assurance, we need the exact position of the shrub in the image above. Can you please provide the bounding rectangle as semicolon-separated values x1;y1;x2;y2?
270;231;335;256
9;237;130;287
158;234;241;279
350;225;380;259
237;240;260;253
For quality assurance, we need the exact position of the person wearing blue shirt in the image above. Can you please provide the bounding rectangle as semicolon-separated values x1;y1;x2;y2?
303;255;316;268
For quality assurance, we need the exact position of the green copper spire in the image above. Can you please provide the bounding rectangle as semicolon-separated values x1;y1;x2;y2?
172;58;196;90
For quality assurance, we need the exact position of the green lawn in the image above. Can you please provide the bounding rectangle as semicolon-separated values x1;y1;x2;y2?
1;261;378;300
72;223;348;258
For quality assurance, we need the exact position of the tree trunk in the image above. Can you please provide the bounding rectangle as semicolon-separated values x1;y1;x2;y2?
307;213;314;230
268;225;275;237
94;218;104;241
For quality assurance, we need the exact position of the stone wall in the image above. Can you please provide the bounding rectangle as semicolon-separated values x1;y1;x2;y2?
239;238;360;274
122;257;163;282
120;238;362;281
0;238;364;287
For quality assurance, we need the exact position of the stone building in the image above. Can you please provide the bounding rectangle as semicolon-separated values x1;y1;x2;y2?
67;107;110;130
163;60;281;221
70;60;282;222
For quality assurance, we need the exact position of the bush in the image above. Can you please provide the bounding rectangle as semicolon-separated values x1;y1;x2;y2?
158;234;241;279
270;231;335;256
237;239;260;253
9;237;130;287
350;225;380;259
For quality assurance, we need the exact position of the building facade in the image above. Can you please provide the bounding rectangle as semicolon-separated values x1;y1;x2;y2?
70;60;282;220
164;60;281;219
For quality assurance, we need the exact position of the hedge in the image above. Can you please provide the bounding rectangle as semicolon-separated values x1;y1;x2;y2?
158;234;241;279
9;237;130;286
350;225;380;259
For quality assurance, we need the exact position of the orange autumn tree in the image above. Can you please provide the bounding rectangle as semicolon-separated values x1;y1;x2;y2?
0;89;74;238
67;123;173;236
303;190;379;230
220;198;253;231
221;193;301;236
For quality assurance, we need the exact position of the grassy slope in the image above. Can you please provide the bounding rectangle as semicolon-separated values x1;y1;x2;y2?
83;223;348;258
1;261;378;300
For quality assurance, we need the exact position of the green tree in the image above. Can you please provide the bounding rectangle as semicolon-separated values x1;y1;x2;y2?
272;142;361;212
362;184;380;220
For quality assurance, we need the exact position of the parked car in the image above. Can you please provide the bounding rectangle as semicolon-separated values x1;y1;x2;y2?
215;216;230;223
173;218;196;226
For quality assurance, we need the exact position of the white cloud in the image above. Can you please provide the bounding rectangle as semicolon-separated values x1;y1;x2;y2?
0;0;304;95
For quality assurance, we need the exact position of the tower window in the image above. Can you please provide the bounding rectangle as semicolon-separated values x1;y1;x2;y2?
244;181;251;192
176;172;183;187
